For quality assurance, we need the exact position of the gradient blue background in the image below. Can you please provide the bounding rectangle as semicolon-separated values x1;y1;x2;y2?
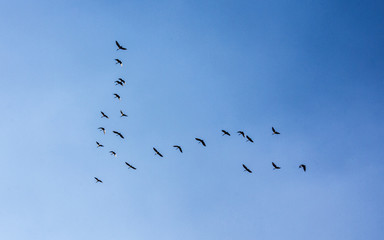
0;0;383;239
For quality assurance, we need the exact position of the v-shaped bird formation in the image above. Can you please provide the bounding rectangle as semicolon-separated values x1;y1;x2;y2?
93;41;307;183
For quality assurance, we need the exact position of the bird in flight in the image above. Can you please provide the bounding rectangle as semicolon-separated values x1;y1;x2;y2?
125;162;136;170
272;162;281;170
115;41;127;51
101;111;109;119
173;145;183;153
98;127;106;134
113;93;121;101
222;130;230;136
246;135;254;143
94;177;103;183
96;141;104;148
153;147;163;157
195;138;206;146
118;78;126;85
113;131;124;139
115;59;123;66
110;151;117;157
115;80;124;86
242;164;252;173
272;127;280;135
237;131;245;137
120;110;128;117
299;164;306;172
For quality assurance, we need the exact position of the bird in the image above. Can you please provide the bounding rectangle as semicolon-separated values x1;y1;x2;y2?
173;145;183;153
195;138;206;146
96;141;104;148
299;164;306;172
101;111;109;119
272;162;281;170
242;164;252;173
222;130;230;136
120;110;128;117
115;58;123;66
118;78;126;85
153;147;163;157
110;151;117;157
115;80;123;86
115;41;127;51
237;131;245;137
112;131;124;139
272;127;280;135
94;177;103;183
113;93;121;100
125;162;136;170
98;127;106;134
246;135;254;143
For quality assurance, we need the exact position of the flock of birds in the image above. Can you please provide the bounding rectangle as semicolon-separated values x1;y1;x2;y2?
93;41;307;183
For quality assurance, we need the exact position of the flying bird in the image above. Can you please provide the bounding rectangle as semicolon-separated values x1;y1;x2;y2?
118;78;126;84
242;164;252;173
153;147;163;157
113;93;121;100
120;110;128;117
125;162;136;170
110;151;117;157
115;80;123;86
96;141;104;148
115;41;127;51
112;131;124;139
195;138;206;146
237;131;245;137
272;127;280;135
94;177;103;183
173;145;183;153
299;164;306;172
101;111;109;119
98;127;106;134
115;58;123;66
222;130;230;136
272;162;281;170
246;135;254;143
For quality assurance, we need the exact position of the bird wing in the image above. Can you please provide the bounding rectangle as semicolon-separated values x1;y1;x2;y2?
272;127;276;132
116;41;121;48
272;162;277;168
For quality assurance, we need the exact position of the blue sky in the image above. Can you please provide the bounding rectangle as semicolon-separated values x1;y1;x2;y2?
0;0;383;239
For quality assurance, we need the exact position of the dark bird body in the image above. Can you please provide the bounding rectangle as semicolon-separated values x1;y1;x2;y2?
153;147;163;157
115;41;127;50
101;111;109;119
98;127;106;134
96;141;104;148
246;135;254;143
195;138;206;146
120;110;127;117
173;145;183;153
242;164;252;173
115;59;123;66
222;130;230;136
115;80;123;86
125;162;136;170
114;93;121;100
237;131;245;137
94;177;103;183
272;162;281;170
299;164;306;172
113;131;124;139
118;78;126;84
272;127;280;135
110;151;117;157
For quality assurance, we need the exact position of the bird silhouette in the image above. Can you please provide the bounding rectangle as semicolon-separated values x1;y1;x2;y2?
237;131;245;137
299;164;306;172
110;151;117;157
272;127;280;135
101;111;109;119
125;162;136;170
222;130;230;136
246;135;254;143
96;141;104;148
272;162;281;170
98;127;106;134
115;41;127;51
195;138;206;146
94;177;103;183
120;110;128;117
118;78;126;85
112;131;124;139
115;59;123;66
173;145;183;153
153;147;163;157
242;164;252;173
115;80;124;86
113;93;121;100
